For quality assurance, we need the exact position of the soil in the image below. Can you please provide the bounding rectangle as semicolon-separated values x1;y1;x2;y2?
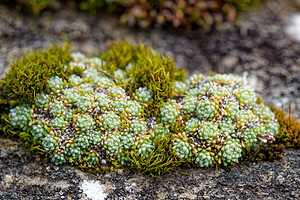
0;0;299;199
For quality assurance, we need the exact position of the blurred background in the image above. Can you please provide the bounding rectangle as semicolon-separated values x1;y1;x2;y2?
0;0;299;119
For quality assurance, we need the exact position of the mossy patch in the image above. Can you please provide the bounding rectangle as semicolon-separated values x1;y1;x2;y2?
0;41;299;176
124;136;190;176
101;40;184;117
3;43;72;106
270;104;300;148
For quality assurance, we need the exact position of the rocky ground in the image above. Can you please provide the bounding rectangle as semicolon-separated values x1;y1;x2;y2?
1;137;300;200
0;0;300;199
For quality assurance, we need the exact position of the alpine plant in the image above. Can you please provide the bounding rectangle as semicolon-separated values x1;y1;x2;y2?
8;52;279;169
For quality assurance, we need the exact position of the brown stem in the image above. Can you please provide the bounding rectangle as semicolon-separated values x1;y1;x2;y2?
98;69;118;84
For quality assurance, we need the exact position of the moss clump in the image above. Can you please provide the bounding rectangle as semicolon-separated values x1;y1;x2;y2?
125;136;187;176
3;43;72;105
270;105;300;148
101;40;148;71
101;40;184;117
1;41;299;176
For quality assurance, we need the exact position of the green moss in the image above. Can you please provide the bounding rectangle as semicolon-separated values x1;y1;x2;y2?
4;43;72;106
125;136;189;176
79;0;110;14
233;0;261;11
101;40;184;117
68;156;105;174
270;105;300;148
1;41;300;176
101;40;148;72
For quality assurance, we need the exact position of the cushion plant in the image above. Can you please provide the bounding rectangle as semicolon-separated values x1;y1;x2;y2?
0;41;299;176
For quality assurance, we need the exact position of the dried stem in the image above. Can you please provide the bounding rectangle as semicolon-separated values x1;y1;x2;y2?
99;69;118;84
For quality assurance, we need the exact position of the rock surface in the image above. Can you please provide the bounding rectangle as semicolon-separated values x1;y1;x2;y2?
0;0;299;199
0;136;300;199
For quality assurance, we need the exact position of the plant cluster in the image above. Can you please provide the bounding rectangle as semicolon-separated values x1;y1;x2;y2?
3;43;72;105
105;0;261;28
6;51;279;168
5;0;261;28
1;42;299;175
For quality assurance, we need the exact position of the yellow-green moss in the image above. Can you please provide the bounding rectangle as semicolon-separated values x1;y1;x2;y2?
68;156;106;174
101;40;148;71
234;0;262;11
101;40;185;117
3;43;72;106
125;136;190;176
270;105;300;148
